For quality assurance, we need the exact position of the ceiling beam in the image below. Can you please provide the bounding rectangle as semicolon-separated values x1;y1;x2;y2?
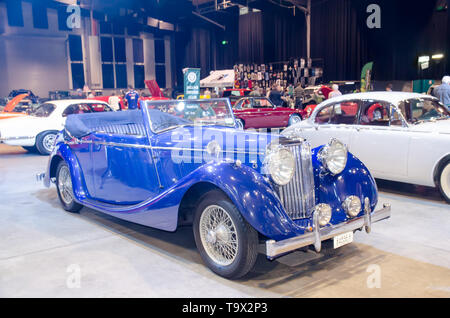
191;11;226;30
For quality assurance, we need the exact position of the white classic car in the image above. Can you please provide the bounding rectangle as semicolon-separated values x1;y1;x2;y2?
283;92;450;203
0;99;112;155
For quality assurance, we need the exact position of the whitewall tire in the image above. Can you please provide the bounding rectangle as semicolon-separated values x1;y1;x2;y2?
438;161;450;203
288;114;302;126
235;119;245;130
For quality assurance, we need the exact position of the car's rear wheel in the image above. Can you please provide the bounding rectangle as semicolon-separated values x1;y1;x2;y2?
437;160;450;203
36;131;58;155
235;118;245;130
193;190;258;279
288;114;302;126
56;161;83;213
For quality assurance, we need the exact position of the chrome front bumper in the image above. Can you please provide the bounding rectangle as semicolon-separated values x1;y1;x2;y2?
265;203;391;259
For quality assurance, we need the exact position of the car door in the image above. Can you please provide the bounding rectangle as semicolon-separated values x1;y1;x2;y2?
91;134;160;204
349;100;409;178
62;103;109;194
270;105;295;127
89;119;161;204
252;98;277;128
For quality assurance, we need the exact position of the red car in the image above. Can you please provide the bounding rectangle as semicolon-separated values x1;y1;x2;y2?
89;95;125;110
139;80;170;103
89;80;168;110
233;97;305;129
222;88;251;106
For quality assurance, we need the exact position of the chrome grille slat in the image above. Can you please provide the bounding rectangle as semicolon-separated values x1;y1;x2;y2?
277;141;315;220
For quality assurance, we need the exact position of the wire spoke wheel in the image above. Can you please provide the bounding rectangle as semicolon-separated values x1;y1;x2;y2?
58;165;74;205
199;205;239;266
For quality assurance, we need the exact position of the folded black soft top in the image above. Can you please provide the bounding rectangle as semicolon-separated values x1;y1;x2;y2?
65;110;144;138
65;109;192;138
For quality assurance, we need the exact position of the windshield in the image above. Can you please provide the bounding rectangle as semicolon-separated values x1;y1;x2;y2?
31;103;56;117
398;98;449;124
10;102;33;113
143;98;236;133
235;97;274;109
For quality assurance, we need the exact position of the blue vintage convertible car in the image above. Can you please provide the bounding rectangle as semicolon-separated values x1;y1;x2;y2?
41;98;391;279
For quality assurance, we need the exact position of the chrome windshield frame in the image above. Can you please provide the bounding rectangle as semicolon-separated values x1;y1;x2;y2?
140;98;237;135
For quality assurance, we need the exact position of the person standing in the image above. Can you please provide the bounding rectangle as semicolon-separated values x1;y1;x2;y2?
108;94;121;111
125;86;140;110
249;86;262;97
433;76;450;110
386;83;393;91
294;83;304;107
328;84;342;99
269;85;285;107
83;84;90;98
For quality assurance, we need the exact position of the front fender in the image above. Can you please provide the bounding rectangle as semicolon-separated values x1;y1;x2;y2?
312;146;379;224
184;161;304;240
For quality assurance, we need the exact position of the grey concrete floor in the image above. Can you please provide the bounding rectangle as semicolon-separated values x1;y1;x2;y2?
0;144;449;297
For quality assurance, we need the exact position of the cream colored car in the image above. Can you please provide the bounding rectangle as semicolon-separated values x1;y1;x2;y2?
0;99;112;155
283;92;450;203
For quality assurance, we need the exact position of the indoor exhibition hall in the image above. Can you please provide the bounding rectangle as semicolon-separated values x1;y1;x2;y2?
0;0;449;300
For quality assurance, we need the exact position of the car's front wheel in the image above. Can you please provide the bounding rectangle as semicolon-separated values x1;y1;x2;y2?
193;190;258;279
438;160;450;203
56;161;83;213
288;114;302;126
36;131;58;155
235;118;245;130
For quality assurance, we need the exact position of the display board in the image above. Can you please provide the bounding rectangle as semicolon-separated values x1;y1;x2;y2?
233;58;323;91
183;68;201;99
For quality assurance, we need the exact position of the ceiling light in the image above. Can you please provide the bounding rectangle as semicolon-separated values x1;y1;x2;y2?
418;56;430;63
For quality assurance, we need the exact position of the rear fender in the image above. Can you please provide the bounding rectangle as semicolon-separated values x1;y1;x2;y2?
44;142;89;200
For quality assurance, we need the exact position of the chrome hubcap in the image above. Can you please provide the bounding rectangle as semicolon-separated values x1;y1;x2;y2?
43;134;56;152
199;205;238;266
290;116;301;124
58;165;74;205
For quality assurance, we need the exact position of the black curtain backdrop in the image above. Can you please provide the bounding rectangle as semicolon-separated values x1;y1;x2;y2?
311;0;369;81
174;11;239;89
174;0;448;86
311;0;449;81
238;11;264;63
262;6;306;64
237;4;306;64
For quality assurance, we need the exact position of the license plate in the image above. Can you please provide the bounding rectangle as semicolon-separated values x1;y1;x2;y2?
333;231;353;249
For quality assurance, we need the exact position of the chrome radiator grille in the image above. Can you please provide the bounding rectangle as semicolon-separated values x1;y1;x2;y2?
277;141;316;220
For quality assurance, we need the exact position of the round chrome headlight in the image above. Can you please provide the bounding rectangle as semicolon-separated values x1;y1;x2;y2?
264;146;296;186
343;196;361;217
318;139;348;175
315;203;332;226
